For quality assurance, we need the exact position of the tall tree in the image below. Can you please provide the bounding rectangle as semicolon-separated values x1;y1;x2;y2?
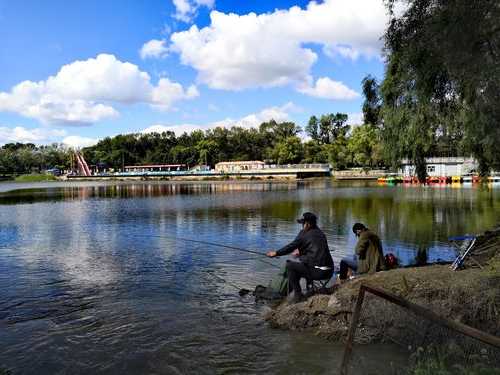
318;113;349;144
361;75;381;126
382;0;500;176
305;116;320;141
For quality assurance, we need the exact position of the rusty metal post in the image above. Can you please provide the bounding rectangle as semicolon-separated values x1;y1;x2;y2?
340;285;366;375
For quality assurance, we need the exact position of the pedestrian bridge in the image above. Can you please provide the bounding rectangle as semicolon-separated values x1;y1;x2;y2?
70;164;332;179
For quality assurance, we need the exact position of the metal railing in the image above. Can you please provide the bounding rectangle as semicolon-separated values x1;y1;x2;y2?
340;284;500;375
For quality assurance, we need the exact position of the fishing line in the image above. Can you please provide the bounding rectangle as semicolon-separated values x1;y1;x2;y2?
205;271;251;295
134;233;282;268
173;237;267;257
210;256;279;269
130;233;283;269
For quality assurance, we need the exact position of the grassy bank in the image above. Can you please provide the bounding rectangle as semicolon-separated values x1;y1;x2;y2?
14;173;58;182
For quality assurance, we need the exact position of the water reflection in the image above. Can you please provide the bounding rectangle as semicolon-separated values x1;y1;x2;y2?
1;180;500;374
0;181;298;205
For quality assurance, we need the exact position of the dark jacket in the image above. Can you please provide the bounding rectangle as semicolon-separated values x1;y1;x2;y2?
355;229;385;274
276;227;333;268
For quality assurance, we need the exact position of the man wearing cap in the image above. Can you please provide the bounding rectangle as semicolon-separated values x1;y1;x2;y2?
339;223;385;281
266;212;333;303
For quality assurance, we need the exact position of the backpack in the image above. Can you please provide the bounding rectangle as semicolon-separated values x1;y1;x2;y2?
385;253;398;269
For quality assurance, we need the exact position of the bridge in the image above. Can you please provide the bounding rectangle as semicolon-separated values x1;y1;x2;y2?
68;163;331;179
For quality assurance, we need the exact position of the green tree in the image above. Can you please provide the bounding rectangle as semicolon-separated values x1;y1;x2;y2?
319;113;349;144
271;136;304;164
361;75;381;126
348;124;383;168
196;139;219;165
382;0;500;176
303;140;326;163
305;116;320;141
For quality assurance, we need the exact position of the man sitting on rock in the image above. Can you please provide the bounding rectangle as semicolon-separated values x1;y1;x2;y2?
266;212;333;303
339;223;385;281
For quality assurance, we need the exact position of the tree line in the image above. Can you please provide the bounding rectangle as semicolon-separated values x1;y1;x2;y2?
82;118;386;171
0;117;388;174
0;143;71;175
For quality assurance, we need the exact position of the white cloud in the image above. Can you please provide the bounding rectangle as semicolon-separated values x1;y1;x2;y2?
323;44;362;61
62;135;98;148
347;112;364;125
169;0;388;91
0;126;67;144
298;77;360;100
140;39;169;59
173;0;215;23
142;102;298;135
0;54;198;125
151;78;199;110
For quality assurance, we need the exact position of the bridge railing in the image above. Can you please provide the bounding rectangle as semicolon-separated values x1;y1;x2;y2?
263;163;330;170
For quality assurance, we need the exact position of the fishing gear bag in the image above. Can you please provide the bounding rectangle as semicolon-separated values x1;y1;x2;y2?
253;264;288;300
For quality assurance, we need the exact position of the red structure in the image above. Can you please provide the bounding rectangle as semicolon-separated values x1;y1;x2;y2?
75;152;91;176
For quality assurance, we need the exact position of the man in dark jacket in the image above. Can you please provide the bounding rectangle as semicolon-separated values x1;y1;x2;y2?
266;212;333;303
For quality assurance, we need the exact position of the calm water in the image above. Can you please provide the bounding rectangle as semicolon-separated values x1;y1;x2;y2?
1;180;499;374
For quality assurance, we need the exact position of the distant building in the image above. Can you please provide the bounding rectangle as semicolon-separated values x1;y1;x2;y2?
190;164;211;172
45;168;61;176
400;157;477;177
215;161;265;173
124;164;186;173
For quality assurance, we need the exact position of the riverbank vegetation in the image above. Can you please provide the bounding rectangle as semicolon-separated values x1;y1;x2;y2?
0;143;70;175
14;173;57;182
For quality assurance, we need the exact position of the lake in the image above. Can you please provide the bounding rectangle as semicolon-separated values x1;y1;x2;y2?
1;180;499;374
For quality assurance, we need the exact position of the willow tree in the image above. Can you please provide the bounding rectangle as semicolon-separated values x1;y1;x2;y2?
381;0;500;177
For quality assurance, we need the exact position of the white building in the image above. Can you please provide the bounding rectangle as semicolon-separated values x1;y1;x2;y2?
124;164;186;173
400;157;477;177
215;161;265;173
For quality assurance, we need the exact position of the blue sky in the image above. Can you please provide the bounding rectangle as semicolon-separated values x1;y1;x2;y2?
0;0;387;147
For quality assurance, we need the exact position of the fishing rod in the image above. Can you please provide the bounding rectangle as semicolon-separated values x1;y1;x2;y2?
138;234;268;257
135;234;282;269
175;237;268;257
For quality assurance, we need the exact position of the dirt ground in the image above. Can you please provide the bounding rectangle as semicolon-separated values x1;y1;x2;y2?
265;228;500;344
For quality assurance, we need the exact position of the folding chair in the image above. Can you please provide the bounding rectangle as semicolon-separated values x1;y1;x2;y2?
306;272;334;294
449;235;479;270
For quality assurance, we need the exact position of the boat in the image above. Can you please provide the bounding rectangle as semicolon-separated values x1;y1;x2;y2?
438;176;449;184
426;176;441;184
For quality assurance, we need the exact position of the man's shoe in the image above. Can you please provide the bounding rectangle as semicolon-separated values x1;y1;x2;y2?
287;291;305;304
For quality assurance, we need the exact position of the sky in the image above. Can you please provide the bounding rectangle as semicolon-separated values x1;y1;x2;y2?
0;0;389;148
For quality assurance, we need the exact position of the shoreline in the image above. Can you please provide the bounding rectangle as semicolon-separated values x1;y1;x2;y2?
265;227;500;370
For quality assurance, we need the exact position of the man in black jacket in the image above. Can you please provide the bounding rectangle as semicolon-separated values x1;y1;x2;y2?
266;212;333;303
